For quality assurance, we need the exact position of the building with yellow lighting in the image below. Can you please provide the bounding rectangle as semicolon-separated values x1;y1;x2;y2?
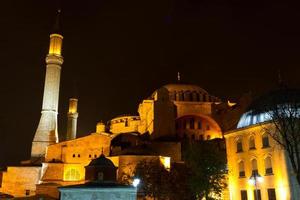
225;89;300;200
3;10;293;200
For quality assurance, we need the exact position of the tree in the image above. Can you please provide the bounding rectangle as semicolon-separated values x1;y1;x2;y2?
252;88;300;185
133;159;170;200
183;139;227;200
122;159;192;200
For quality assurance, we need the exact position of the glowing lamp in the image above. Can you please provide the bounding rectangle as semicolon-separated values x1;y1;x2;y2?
132;178;140;187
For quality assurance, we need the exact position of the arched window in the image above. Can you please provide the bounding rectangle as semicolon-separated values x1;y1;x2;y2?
236;138;243;153
249;136;256;150
65;168;80;181
238;161;245;177
251;159;258;175
265;156;273;175
262;134;270;148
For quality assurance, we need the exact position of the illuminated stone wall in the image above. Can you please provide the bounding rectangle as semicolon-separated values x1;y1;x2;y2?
225;123;300;200
0;166;41;197
109;116;140;134
45;133;112;165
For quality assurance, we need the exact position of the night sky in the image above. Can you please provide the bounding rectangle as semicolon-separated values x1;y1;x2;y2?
0;0;300;165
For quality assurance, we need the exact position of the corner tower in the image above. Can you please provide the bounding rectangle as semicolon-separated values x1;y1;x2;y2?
31;10;63;161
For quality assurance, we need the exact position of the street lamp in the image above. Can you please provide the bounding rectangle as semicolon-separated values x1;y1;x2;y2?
132;178;140;187
248;171;263;200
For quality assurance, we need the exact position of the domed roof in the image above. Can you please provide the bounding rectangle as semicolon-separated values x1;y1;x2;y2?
88;153;117;168
237;88;300;128
152;83;221;102
163;83;209;94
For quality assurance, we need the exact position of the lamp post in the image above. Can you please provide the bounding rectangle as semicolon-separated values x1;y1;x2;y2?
248;171;263;200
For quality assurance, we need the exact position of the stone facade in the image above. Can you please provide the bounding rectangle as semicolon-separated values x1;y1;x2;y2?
0;166;41;197
225;123;300;200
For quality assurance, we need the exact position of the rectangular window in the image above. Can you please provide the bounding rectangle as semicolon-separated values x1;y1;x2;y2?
199;135;204;141
266;167;273;175
268;188;276;200
239;171;245;178
262;136;270;148
241;190;248;200
253;189;261;200
190;118;195;129
237;142;243;152
25;190;30;196
198;121;202;129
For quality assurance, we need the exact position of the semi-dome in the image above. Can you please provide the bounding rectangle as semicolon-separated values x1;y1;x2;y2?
237;88;300;128
152;83;221;102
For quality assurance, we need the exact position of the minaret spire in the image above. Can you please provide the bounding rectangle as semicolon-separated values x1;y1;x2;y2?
31;10;64;162
66;98;79;140
177;72;181;82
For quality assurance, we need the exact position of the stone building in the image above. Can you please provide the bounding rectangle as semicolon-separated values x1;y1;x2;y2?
225;89;300;200
0;10;250;199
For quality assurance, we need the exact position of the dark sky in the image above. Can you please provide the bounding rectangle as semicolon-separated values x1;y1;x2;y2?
0;0;300;165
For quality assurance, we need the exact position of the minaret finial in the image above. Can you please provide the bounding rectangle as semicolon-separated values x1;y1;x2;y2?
52;9;62;34
177;72;181;82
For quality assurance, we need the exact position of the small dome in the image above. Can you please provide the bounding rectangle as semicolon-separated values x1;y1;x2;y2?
237;88;300;128
88;154;116;168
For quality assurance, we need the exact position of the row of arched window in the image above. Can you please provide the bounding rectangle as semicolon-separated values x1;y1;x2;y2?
236;134;270;153
238;157;273;178
169;91;219;102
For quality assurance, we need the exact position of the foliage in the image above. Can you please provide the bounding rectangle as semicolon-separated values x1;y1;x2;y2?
183;139;227;200
253;88;300;185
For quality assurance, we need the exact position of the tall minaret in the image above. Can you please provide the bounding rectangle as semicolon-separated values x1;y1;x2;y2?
66;98;78;140
31;10;63;161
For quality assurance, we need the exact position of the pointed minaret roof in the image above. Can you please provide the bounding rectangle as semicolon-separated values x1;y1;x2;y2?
52;9;62;34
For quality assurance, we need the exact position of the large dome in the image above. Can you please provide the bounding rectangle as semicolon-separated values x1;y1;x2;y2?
153;83;221;102
237;88;300;128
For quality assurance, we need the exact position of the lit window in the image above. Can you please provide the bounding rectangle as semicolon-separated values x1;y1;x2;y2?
262;134;270;148
238;161;245;178
251;159;258;175
249;136;256;150
265;157;273;175
236;138;243;153
65;168;80;181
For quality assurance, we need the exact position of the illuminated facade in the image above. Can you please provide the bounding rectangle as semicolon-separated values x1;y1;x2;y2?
225;94;300;200
0;10;266;200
